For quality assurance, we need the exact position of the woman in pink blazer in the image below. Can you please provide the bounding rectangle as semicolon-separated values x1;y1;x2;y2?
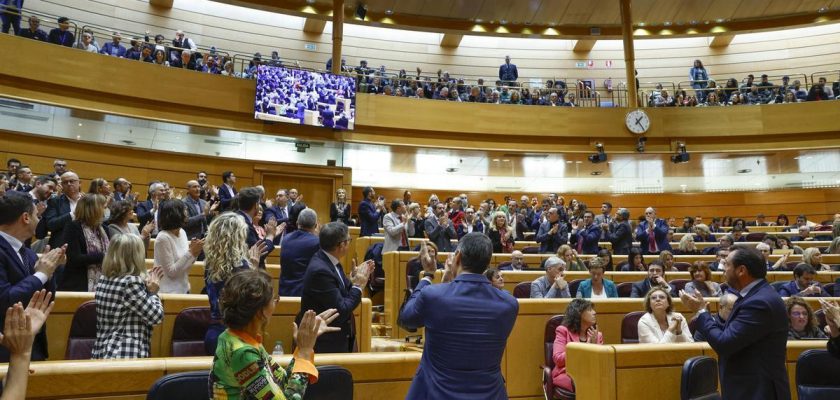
552;299;605;391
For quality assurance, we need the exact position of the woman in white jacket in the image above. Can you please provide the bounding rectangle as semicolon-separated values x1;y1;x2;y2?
637;287;694;344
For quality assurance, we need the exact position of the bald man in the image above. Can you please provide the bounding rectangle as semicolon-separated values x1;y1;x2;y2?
41;172;82;248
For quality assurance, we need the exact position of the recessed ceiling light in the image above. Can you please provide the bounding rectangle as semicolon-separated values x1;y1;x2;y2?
664;21;672;26
591;171;603;176
737;169;752;173
384;9;393;15
575;161;583;164
492;158;500;162
818;7;829;13
500;19;507;25
475;18;483;23
680;184;687;187
306;0;315;3
690;20;698;25
715;18;725;23
565;160;573;164
76;135;81;140
638;22;645;27
502;159;510;162
77;122;83;126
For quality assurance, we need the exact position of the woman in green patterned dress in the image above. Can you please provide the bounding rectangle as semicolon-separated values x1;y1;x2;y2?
210;269;339;399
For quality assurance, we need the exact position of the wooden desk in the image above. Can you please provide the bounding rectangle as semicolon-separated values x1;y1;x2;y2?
47;292;372;360
565;341;825;400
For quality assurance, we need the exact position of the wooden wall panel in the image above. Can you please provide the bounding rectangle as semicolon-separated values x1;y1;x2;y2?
351;186;840;222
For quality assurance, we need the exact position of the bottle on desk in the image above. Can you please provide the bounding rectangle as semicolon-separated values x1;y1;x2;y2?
272;341;284;357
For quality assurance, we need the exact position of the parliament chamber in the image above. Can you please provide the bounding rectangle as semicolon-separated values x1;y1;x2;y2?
1;0;840;399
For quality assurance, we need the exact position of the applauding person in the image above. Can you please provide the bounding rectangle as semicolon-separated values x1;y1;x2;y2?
552;299;603;393
638;288;694;343
0;290;55;398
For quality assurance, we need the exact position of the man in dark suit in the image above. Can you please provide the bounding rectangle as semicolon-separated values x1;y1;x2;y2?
535;207;568;254
425;202;457;252
746;213;769;227
605;208;633;255
635;206;671;255
234;187;276;269
297;222;374;353
630;262;672;298
183;180;209;240
570;211;601;255
112;178;131;202
134;182;165;228
0;192;65;362
285;188;306;233
498;55;518;85
681;245;791;400
278;208;319;296
358;186;383;237
41;172;82;248
263;189;290;241
400;233;518;400
218;171;237;211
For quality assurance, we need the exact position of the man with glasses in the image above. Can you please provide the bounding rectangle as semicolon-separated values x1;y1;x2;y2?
500;250;527;271
681;245;790;400
570;210;601;255
425;202;456;252
18;15;47;41
636;206;671;255
298;222;374;353
630;262;671;298
536;207;567;254
41;171;81;248
756;242;787;270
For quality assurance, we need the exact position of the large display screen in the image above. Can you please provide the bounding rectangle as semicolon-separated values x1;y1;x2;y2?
254;65;356;130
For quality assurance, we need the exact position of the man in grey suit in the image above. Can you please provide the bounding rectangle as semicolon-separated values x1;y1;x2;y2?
383;200;414;253
425;202;457;252
183;180;209;239
594;202;613;240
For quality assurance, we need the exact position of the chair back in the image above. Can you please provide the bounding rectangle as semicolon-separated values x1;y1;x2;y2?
616;282;634;298
621;311;645;343
303;365;354;400
522;246;540;254
615;260;629;271
815;309;827;332
406;258;421;290
171;307;212;357
822;282;835;297
568;279;583;298
513;281;532;298
680;356;720;400
497;261;512;270
669;279;691;297
771;281;787;294
65;300;97;360
543;314;565;367
745;232;766;242
796;349;840;400
673;262;691;272
146;370;209;400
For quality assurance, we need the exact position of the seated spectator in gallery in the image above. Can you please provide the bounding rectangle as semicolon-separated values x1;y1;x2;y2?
99;32;126;57
638;287;694;344
576;258;618;299
551;299;603;393
530;257;570;299
18;16;47;42
791;80;808;101
621;247;646;272
630;262;671;298
171;49;195;70
47;17;75;47
807;84;830;101
683;262;721;298
139;45;154;63
151;49;169;66
785;296;827;340
92;234;164;359
499;250;528;271
75;31;99;53
778;264;826;297
125;38;143;60
654;90;675;107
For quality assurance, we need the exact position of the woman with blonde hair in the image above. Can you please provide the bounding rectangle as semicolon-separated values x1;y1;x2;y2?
802;247;831;271
330;188;351;225
487;211;514;253
92;234;164;359
557;244;587;272
693;224;713;242
659;250;677;271
62;194;110;292
828;237;840;255
677;234;700;255
203;212;262;354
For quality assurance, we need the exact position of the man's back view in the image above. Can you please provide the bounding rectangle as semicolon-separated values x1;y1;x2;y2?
399;233;519;400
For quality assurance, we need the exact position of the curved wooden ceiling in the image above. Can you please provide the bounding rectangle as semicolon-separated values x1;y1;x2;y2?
216;0;840;38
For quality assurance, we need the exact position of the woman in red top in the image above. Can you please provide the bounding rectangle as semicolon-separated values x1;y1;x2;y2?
552;299;604;392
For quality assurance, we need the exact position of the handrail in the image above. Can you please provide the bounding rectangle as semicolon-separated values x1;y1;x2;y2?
809;69;840;87
14;9;80;47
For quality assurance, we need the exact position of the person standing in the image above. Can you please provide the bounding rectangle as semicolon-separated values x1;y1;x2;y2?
635;207;671;255
358;186;384;237
399;234;518;400
498;55;518;86
680;245;790;400
382;200;413;253
278;208;319;297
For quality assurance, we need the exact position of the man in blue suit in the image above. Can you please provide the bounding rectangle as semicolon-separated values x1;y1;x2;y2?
278;208;319;296
358;186;383;237
0;192;65;362
570;210;601;254
635;207;671;255
400;233;518;400
234;187;276;269
681;245;790;400
498;55;518;85
535;207;568;254
605;208;633;255
218;171;237;211
41;171;82;248
297;222;374;353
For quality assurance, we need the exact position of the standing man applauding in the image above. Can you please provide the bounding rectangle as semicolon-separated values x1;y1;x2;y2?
399;234;518;400
636;207;671;255
358;186;384;237
680;245;790;400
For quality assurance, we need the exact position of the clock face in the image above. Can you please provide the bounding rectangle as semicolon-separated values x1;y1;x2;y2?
625;110;650;135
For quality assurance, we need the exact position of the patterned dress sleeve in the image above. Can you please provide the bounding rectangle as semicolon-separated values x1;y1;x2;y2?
231;346;314;400
124;277;164;325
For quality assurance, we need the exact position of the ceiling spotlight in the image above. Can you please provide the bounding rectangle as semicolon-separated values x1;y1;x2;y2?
306;0;316;4
671;142;690;164
588;143;607;164
664;21;672;26
384;9;393;15
636;136;647;153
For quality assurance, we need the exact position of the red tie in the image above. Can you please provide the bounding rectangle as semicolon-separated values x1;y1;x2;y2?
648;226;657;253
401;228;408;247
